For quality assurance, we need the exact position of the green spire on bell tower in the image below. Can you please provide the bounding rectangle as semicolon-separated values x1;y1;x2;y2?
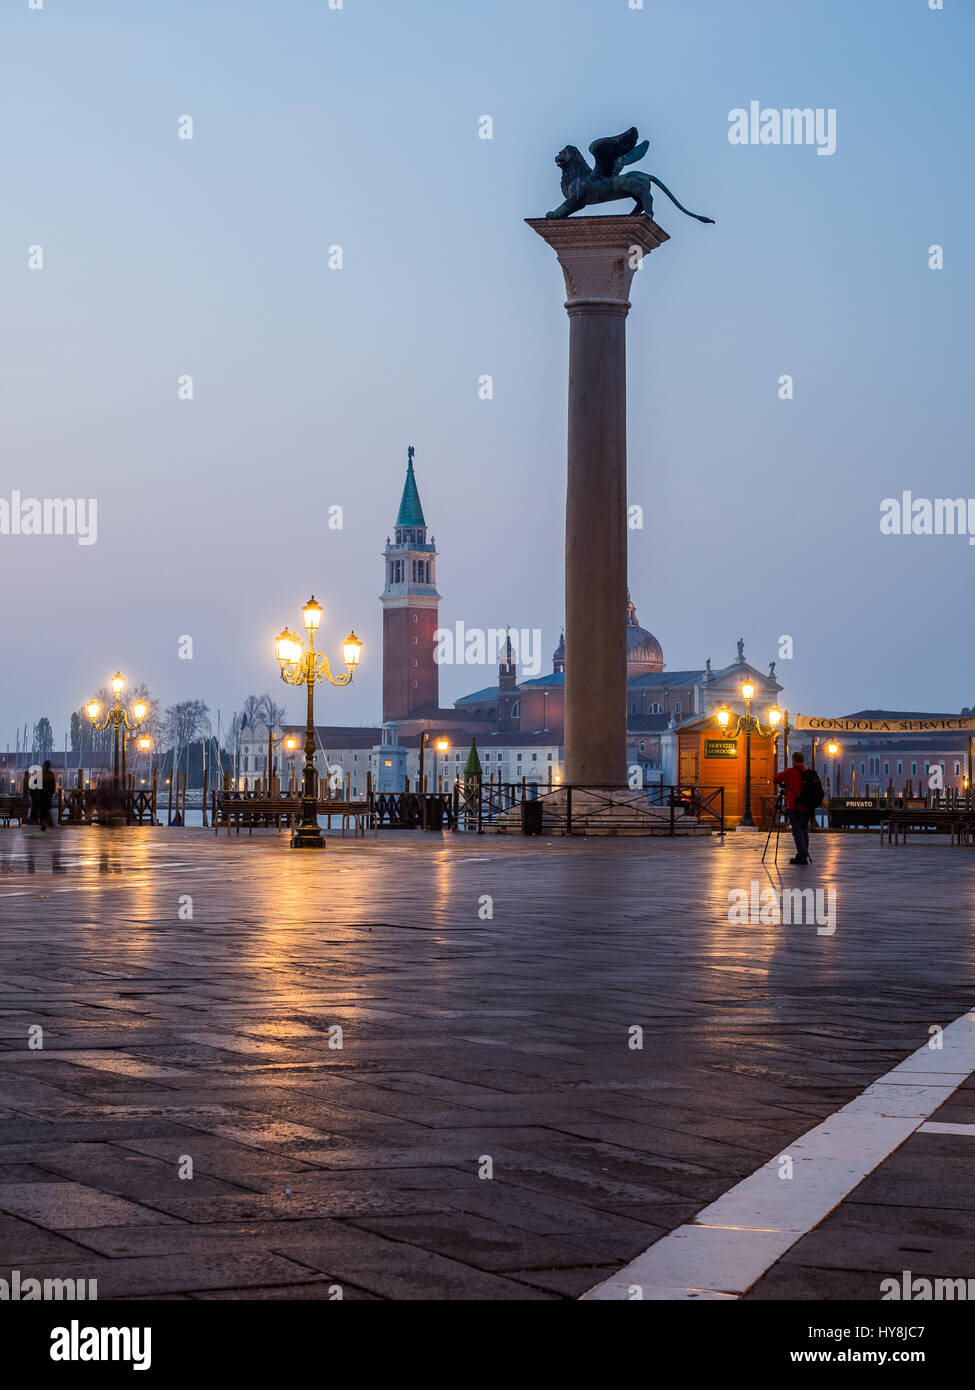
396;444;426;529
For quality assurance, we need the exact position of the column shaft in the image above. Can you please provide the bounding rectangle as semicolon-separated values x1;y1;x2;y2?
565;303;628;785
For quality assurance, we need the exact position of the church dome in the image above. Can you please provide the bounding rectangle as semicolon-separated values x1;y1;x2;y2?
626;597;664;676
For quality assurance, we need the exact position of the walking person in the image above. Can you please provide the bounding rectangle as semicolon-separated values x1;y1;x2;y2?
39;759;56;831
774;751;817;865
27;769;42;827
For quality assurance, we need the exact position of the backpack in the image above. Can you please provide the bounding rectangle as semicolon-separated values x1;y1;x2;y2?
799;767;824;811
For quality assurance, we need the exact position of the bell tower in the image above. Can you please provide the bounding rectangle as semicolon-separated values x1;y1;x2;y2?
499;627;518;692
381;447;441;722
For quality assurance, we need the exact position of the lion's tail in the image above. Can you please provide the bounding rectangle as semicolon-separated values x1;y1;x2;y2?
648;177;715;224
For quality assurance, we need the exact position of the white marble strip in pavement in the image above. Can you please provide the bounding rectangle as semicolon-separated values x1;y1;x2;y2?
582;1007;975;1301
918;1121;975;1136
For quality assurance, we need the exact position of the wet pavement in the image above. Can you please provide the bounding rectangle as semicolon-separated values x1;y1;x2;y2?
0;824;972;1300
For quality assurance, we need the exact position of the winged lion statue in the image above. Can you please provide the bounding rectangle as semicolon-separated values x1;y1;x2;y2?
546;126;714;224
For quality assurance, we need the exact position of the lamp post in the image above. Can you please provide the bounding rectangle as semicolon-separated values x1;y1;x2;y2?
716;684;781;829
87;674;148;789
825;739;840;797
275;595;361;848
135;734;153;798
418;732;449;829
266;730;298;794
283;734;298;792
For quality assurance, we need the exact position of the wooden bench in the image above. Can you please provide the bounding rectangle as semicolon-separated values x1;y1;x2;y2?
882;807;967;846
213;796;372;838
213;797;297;835
318;802;373;838
0;795;28;827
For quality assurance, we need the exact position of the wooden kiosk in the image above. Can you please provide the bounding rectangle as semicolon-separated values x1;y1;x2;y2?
675;714;778;829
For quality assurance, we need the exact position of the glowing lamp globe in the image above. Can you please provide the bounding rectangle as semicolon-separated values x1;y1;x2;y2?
276;628;301;664
302;596;323;631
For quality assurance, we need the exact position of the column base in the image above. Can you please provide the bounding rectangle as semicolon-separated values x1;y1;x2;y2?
291;828;326;849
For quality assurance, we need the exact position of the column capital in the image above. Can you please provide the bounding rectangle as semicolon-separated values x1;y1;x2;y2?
526;214;669;309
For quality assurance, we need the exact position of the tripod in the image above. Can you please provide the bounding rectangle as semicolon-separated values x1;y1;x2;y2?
762;790;814;865
762;790;786;865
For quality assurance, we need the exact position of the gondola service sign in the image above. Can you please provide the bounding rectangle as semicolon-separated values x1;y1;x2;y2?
793;716;975;733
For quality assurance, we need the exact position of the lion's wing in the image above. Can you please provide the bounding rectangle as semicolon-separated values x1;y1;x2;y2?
617;139;649;170
589;127;639;178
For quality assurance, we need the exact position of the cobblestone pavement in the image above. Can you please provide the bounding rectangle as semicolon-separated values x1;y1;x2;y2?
0;825;972;1300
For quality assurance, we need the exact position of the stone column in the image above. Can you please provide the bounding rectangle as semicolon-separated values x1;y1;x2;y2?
527;215;669;786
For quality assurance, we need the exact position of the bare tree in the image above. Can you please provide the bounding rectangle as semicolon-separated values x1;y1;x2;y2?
239;694;264;734
238;694;287;738
130;682;160;744
163;700;208;765
256;694;287;733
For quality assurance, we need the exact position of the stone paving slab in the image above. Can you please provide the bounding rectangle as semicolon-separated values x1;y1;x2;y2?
741;1077;975;1298
0;1251;326;1298
0;1180;179;1229
1;825;974;1299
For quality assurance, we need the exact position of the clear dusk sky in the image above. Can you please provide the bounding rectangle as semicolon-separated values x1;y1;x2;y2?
1;0;973;746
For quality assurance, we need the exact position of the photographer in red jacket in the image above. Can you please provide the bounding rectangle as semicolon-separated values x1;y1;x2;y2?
774;751;811;865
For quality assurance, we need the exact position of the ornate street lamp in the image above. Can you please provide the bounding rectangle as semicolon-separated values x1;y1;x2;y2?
275;595;361;848
715;685;782;828
87;673;148;788
417;732;449;829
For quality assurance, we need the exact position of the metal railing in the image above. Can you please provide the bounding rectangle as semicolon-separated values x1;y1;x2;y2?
58;787;157;826
447;781;724;836
369;790;457;831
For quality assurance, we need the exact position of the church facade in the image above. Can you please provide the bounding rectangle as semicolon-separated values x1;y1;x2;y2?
381;449;783;767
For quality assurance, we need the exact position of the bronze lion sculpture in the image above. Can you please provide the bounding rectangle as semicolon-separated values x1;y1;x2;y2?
546;126;714;224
